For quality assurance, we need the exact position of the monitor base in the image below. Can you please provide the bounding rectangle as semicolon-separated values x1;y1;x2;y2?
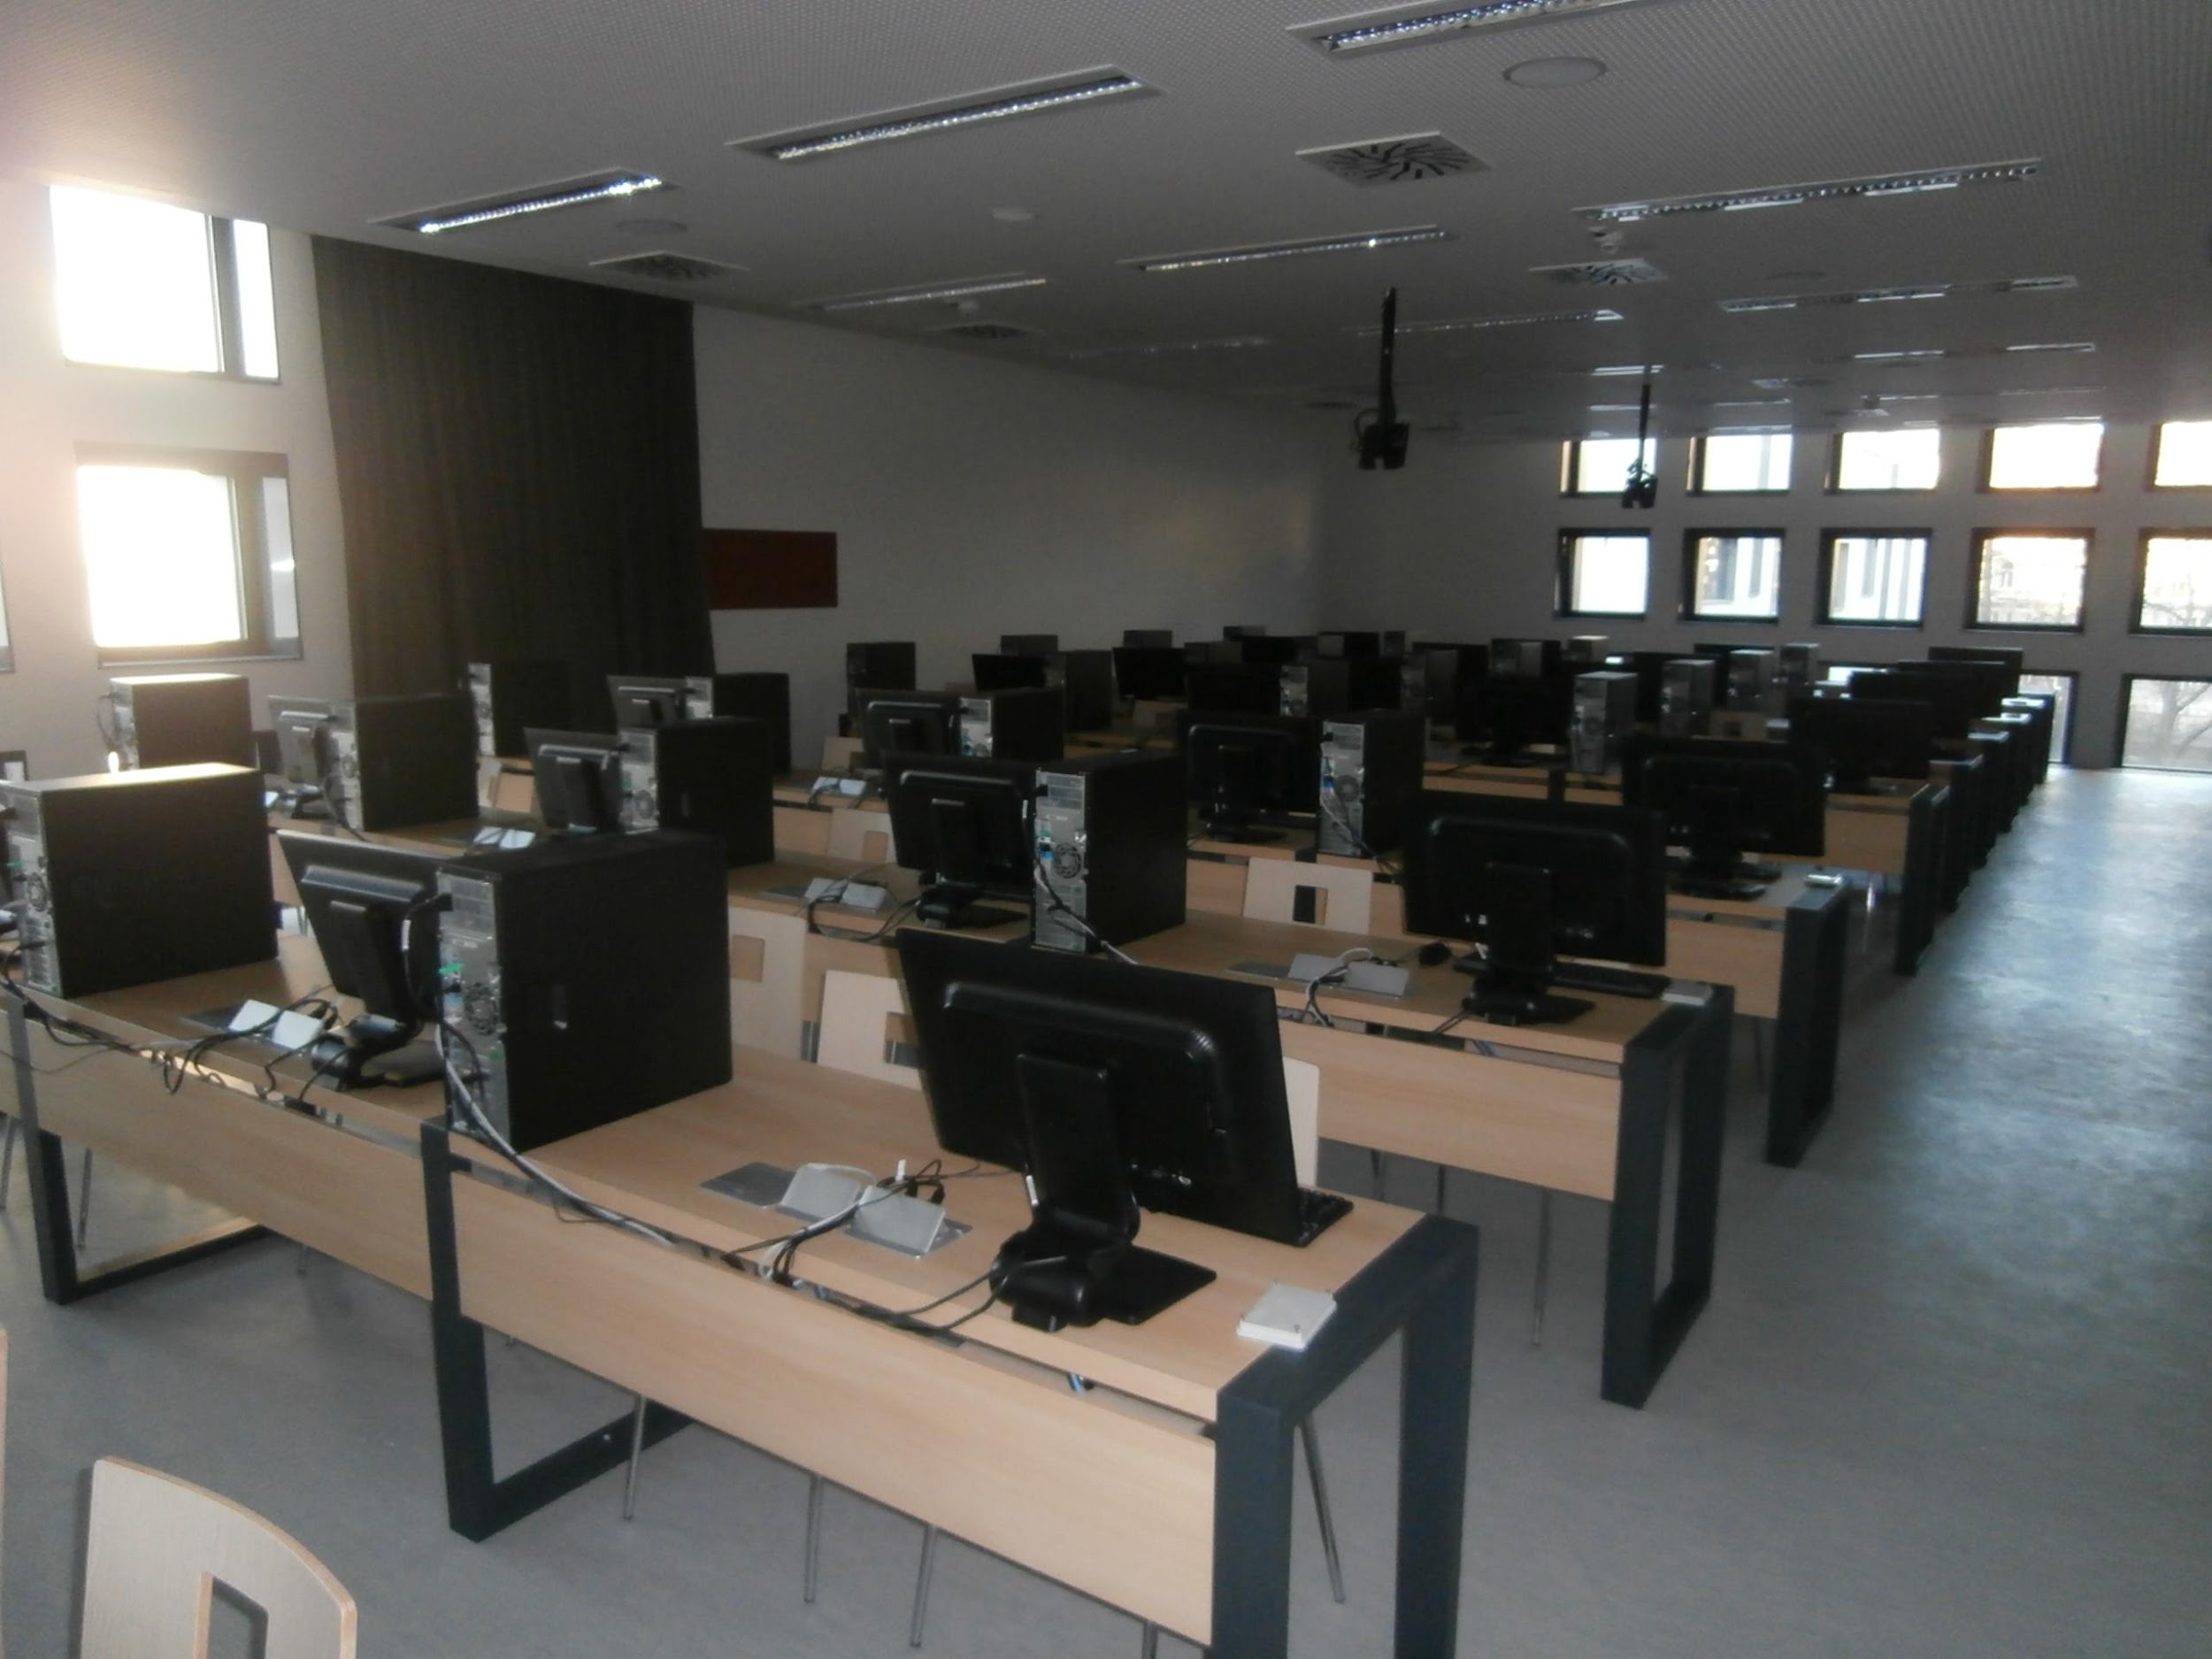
991;1227;1217;1333
1201;822;1286;845
1457;979;1594;1028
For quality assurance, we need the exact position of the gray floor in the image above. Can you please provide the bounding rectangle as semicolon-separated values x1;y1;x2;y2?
5;767;2210;1657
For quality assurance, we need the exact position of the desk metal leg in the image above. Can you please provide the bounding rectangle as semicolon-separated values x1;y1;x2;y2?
420;1122;688;1541
8;1003;267;1306
1766;887;1851;1168
1210;1214;1478;1658
1603;991;1730;1409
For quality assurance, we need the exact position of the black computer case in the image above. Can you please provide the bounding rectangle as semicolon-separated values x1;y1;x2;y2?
618;718;775;867
845;642;917;693
691;673;792;774
1317;710;1426;856
327;694;478;832
1031;750;1187;953
958;687;1065;763
109;673;255;771
1054;649;1117;732
435;831;732;1151
467;661;572;759
2;764;274;998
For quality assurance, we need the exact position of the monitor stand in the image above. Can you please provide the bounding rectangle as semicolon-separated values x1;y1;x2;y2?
1201;817;1284;845
307;1015;432;1091
1668;852;1774;902
918;884;1025;931
1449;863;1594;1027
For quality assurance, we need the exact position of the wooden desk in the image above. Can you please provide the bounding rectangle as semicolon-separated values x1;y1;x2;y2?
419;1053;1478;1655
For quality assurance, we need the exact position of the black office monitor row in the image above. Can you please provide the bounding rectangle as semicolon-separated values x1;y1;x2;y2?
1621;736;1825;900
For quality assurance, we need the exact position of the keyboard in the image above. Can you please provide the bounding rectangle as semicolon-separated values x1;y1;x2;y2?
1551;961;1671;1000
1294;1187;1355;1246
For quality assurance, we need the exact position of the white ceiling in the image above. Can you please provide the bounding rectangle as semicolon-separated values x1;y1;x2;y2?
5;0;2209;440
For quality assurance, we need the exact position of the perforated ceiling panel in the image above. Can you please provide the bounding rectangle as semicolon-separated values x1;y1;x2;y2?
4;0;2208;433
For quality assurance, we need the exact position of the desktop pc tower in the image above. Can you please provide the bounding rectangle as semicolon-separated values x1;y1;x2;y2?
1564;636;1611;667
1778;643;1820;700
1317;710;1425;856
1315;631;1380;658
616;718;775;867
1050;649;1117;732
326;694;478;833
435;831;732;1151
845;641;917;693
3;764;274;998
1032;751;1186;954
107;673;255;772
958;687;1065;762
1380;630;1408;656
1279;659;1348;720
1569;671;1640;776
1660;658;1718;738
1491;639;1563;679
466;661;572;759
1727;649;1780;713
609;672;793;774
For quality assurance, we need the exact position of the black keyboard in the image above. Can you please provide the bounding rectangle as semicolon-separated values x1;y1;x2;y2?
1551;961;1671;1000
1295;1187;1354;1245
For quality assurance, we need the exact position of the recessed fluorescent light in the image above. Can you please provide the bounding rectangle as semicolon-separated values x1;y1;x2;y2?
1853;349;1947;362
1295;0;1678;58
1712;398;1791;408
739;71;1148;161
1720;275;2077;313
1125;226;1448;273
1877;393;1941;403
1591;363;1660;376
379;170;667;235
794;273;1047;312
1998;385;2105;397
1352;305;1621;335
2006;341;2095;354
1580;159;2039;223
1061;335;1273;360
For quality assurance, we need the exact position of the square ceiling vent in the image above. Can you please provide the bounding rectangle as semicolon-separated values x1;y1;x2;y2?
1299;133;1486;186
590;251;747;282
1532;258;1667;287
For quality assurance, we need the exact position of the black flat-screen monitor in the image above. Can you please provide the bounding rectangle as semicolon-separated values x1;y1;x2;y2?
1112;646;1186;703
1471;671;1574;763
1122;629;1173;649
1185;663;1281;716
1177;711;1319;842
605;675;689;728
1901;657;2012;716
857;690;965;768
972;653;1051;694
1237;635;1301;667
882;753;1036;929
1621;734;1827;898
1928;645;2024;696
268;696;334;790
896;928;1346;1332
525;727;627;832
1849;670;1981;740
1786;696;1934;794
1399;792;1668;1026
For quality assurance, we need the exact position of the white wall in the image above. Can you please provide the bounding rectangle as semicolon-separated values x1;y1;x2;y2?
0;179;353;778
695;310;1327;763
1320;425;2212;767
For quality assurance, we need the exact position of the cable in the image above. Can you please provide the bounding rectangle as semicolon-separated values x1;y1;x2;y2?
1028;841;1138;965
319;769;370;841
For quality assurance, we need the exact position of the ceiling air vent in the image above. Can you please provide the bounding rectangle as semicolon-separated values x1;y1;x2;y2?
928;321;1039;342
1299;134;1486;186
590;251;745;283
1532;258;1666;286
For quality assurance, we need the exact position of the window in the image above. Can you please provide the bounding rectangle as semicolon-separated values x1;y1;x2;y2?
1684;531;1783;621
0;567;12;672
1832;429;1940;491
2135;534;2212;634
1970;531;2089;631
1557;531;1651;617
2150;419;2212;488
74;446;301;664
1562;437;1657;497
1818;531;1928;626
2119;677;2212;772
1984;421;2103;490
50;185;279;380
2016;672;2077;764
1692;433;1793;494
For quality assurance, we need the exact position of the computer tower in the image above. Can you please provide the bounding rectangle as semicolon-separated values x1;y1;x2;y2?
1122;629;1173;648
467;661;572;759
1001;634;1060;657
326;694;477;832
844;642;917;694
3;764;273;998
1316;631;1380;658
1728;649;1780;712
1031;751;1186;954
1348;653;1402;712
108;673;255;771
694;673;792;774
1186;640;1240;665
1317;710;1425;856
1491;639;1563;678
1569;671;1640;776
1660;658;1718;738
435;831;731;1151
1052;649;1117;732
958;687;1065;762
1279;659;1351;720
1564;635;1611;667
1778;643;1820;698
616;718;774;867
1379;630;1408;656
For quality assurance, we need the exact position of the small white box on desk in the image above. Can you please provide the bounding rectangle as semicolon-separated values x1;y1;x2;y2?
1237;1283;1337;1350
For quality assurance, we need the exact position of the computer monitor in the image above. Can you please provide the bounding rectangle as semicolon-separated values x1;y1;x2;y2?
525;728;628;832
1470;671;1574;764
1928;645;2024;695
1399;792;1668;1027
1848;670;1981;740
1184;663;1280;716
1001;634;1059;657
605;674;688;727
895;928;1348;1332
857;690;965;768
1901;657;2013;716
1177;711;1319;842
1621;735;1827;899
1111;646;1186;703
1236;635;1301;667
1316;631;1380;658
882;754;1036;929
972;653;1051;694
276;830;451;1087
268;696;334;792
1122;629;1174;649
1786;695;1934;795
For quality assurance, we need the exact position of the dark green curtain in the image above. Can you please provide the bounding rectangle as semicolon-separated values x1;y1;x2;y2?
311;237;711;726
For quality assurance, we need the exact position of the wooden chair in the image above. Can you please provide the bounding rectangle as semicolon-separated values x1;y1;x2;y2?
820;734;864;772
728;907;808;1057
826;805;895;864
80;1457;356;1659
1240;858;1375;935
815;971;918;1087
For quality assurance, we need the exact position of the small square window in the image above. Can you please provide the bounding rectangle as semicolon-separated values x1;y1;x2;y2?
2135;534;2212;634
1562;437;1656;497
1692;433;1792;494
1970;531;2089;631
2120;677;2212;772
1818;531;1928;626
50;185;279;381
2151;420;2212;488
1832;429;1940;491
1985;421;2102;490
1557;531;1651;618
1684;531;1783;621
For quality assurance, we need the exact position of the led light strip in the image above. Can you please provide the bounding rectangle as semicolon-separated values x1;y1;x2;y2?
1126;226;1448;273
795;273;1048;312
384;172;666;235
745;73;1146;160
1352;304;1620;335
1298;0;1673;56
1580;160;2039;224
1720;276;2077;313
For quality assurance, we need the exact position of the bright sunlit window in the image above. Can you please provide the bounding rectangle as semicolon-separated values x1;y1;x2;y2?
1985;421;2103;490
2150;420;2212;488
2136;534;2212;633
1972;532;2089;630
1558;532;1651;617
1686;532;1783;620
1820;532;1928;625
0;570;13;672
50;185;279;380
2120;678;2212;772
1832;428;1941;491
1694;433;1793;493
1562;437;1657;496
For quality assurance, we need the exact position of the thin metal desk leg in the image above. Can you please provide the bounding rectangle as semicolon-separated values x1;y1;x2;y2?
0;1115;16;1209
74;1145;94;1250
621;1394;649;1521
803;1477;826;1602
910;1525;938;1647
1298;1418;1348;1605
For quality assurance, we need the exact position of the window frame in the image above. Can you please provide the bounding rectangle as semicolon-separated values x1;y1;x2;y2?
2013;670;2078;765
1560;437;1657;499
1687;433;1793;496
51;190;280;385
2147;419;2212;491
1679;527;1785;623
2131;530;2212;636
1825;429;1942;495
0;563;13;673
1978;422;2106;495
1966;526;2093;634
2116;673;2212;773
74;442;302;667
1555;528;1654;619
1815;528;1932;628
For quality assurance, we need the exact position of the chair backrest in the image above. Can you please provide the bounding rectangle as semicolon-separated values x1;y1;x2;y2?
816;970;919;1088
1241;858;1375;935
820;734;864;772
81;1458;357;1659
728;905;808;1057
1281;1057;1320;1188
826;805;895;864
